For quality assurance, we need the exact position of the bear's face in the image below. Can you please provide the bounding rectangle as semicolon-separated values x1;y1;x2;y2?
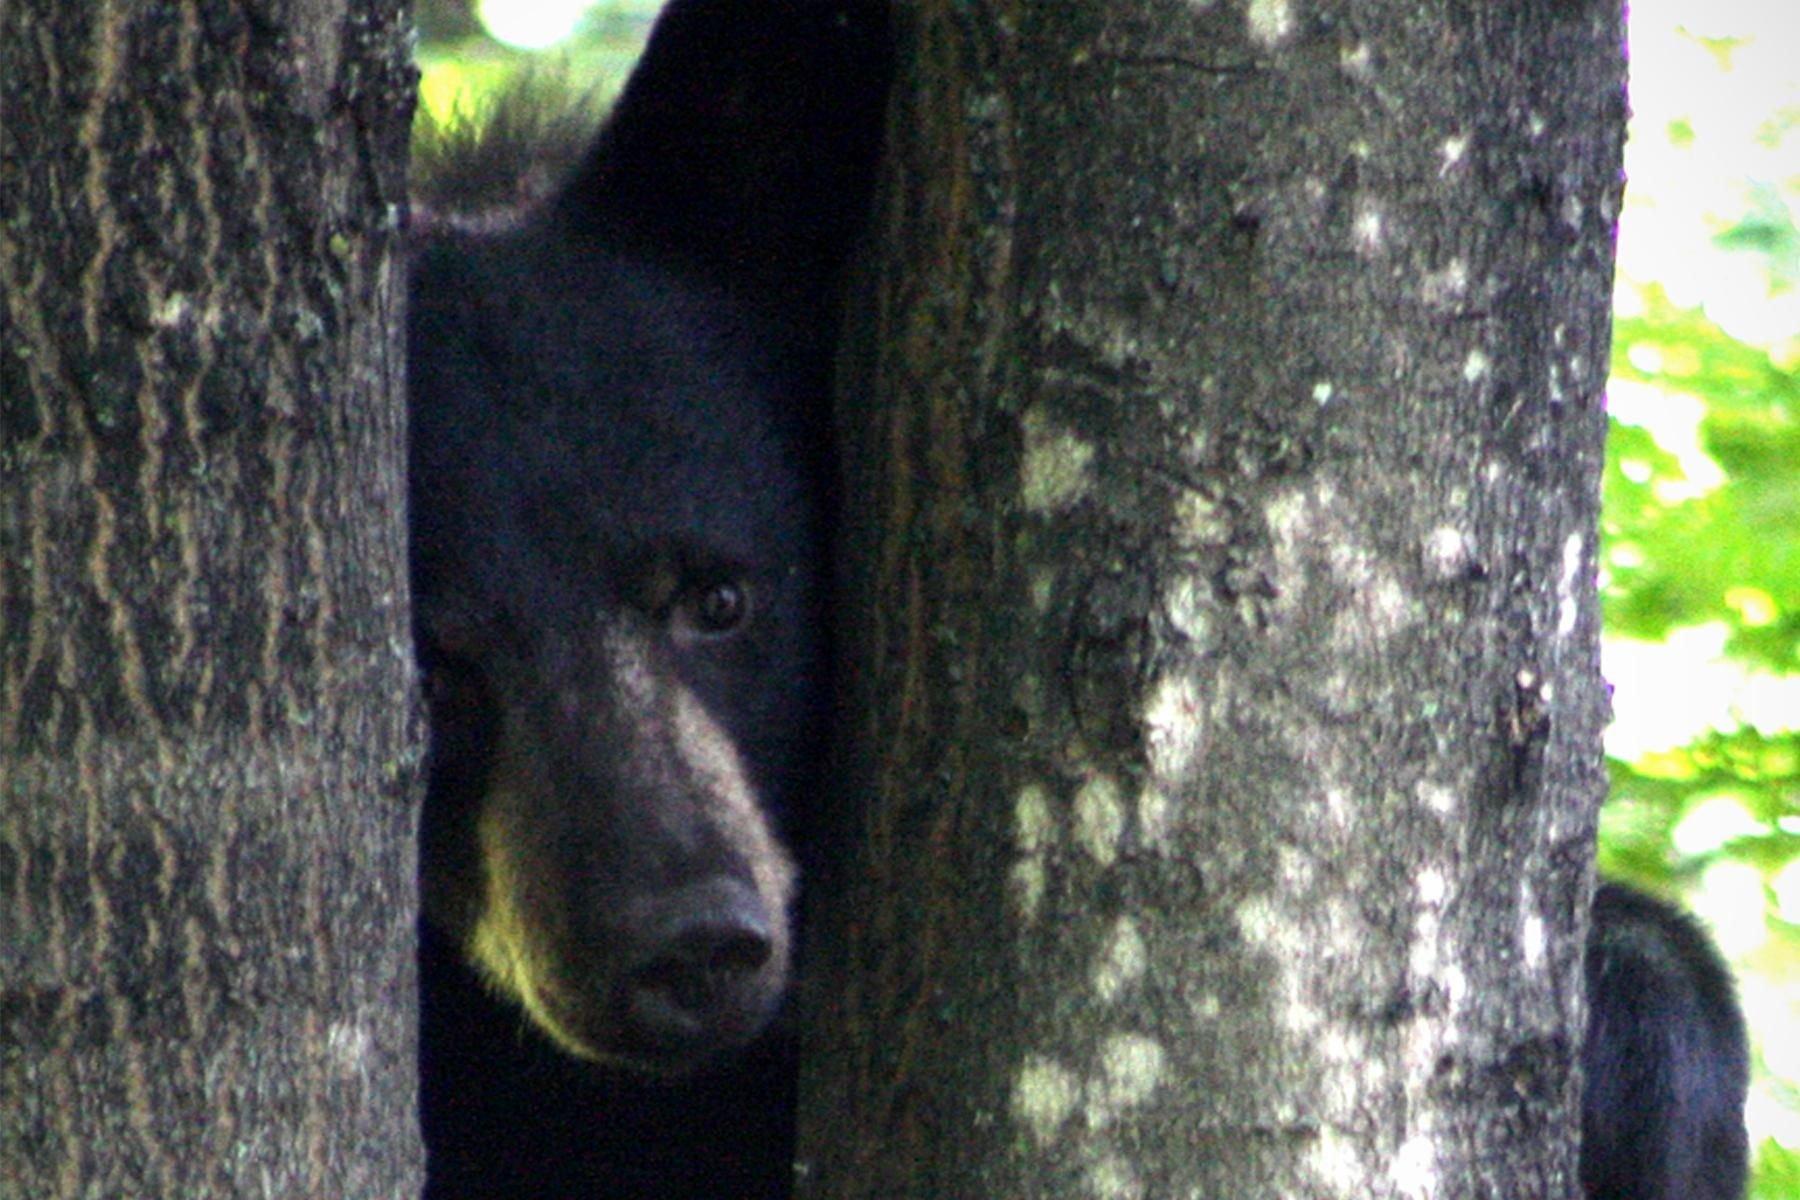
409;228;828;1074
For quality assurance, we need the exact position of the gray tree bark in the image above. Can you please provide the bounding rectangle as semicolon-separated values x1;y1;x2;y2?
799;2;1624;1197
1;3;421;1196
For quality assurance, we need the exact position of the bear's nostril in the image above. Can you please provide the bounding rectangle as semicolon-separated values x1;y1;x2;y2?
630;924;773;1027
620;880;783;1053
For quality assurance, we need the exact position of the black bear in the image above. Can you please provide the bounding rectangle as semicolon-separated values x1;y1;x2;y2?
405;3;1748;1197
408;2;889;1195
1582;882;1749;1200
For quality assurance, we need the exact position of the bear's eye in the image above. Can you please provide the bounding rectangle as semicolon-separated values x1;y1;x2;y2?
677;580;750;637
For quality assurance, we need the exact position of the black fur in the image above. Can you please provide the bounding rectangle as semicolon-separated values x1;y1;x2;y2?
1582;883;1749;1200
409;2;889;1195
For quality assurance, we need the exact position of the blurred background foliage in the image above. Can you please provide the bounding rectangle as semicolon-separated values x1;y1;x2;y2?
412;1;1800;1191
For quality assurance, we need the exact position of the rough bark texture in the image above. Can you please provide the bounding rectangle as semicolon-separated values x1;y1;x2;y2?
799;2;1623;1197
1;3;420;1196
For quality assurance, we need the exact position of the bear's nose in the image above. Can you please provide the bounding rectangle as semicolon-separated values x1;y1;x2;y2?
620;878;781;1056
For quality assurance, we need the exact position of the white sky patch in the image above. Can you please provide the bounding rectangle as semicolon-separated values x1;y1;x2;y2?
1312;379;1334;404
1441;134;1468;168
1606;381;1726;499
1462;348;1491;382
1615;0;1800;349
478;0;594;48
1604;624;1800;759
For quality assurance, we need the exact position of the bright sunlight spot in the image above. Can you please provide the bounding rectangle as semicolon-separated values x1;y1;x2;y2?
478;0;597;49
1603;625;1800;760
1605;381;1726;498
1617;0;1800;352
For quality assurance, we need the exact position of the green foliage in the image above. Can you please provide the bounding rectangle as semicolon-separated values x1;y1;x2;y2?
413;3;652;142
1603;189;1800;1184
1605;291;1800;667
1751;1136;1799;1200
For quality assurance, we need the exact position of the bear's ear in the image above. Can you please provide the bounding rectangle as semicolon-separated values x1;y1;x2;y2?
552;0;894;300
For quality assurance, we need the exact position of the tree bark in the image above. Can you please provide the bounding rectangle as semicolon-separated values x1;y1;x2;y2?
1;3;420;1196
799;2;1624;1197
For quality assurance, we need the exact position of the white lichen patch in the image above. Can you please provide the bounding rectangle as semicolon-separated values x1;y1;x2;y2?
1416;780;1456;814
1561;192;1584;233
1369;574;1410;628
1092;1033;1166;1116
1425;525;1472;580
1331;569;1414;650
1442;963;1468;1009
1393;1130;1441;1196
1235;894;1279;945
1353;198;1384;252
328;1020;372;1071
1324;786;1353;829
1306;1121;1364;1190
1074;774;1125;866
1410;869;1447;981
1265;486;1311;548
1173;490;1230;545
1085;1155;1142;1200
1136;783;1172;849
1422;258;1469;308
1010;858;1046;922
1016;782;1056;854
1246;0;1293;47
1092;916;1148;1003
1143;673;1204;782
152;292;191;328
1462;348;1491;382
1021;407;1095;512
1522;911;1546;969
1013;1054;1080;1146
1558;532;1585;636
1277;845;1315;890
1164;574;1213;644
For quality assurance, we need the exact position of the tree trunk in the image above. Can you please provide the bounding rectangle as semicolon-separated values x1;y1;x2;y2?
1;4;421;1197
799;2;1624;1197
